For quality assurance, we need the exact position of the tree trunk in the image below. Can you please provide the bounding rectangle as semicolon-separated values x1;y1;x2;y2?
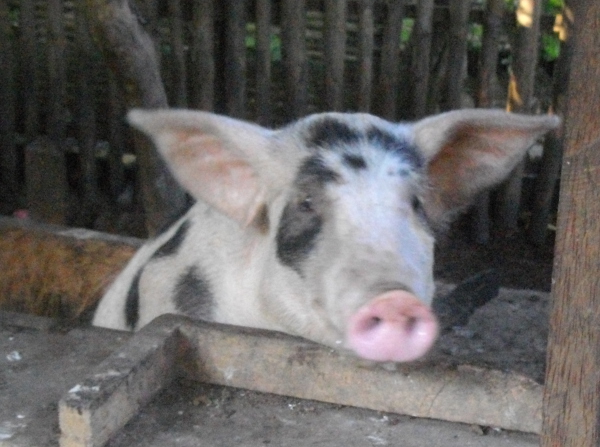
541;2;600;446
85;0;186;237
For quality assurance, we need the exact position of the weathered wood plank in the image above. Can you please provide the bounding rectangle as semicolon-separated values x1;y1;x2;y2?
281;0;308;119
191;0;215;111
411;0;434;118
324;0;347;111
225;0;247;118
541;1;600;446
497;0;542;232
356;0;374;112
168;0;187;107
255;0;273;125
377;0;404;120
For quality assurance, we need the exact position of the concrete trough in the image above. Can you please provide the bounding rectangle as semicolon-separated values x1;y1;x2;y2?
59;315;543;447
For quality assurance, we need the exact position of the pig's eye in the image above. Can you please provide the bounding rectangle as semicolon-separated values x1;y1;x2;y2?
411;195;422;213
298;196;314;213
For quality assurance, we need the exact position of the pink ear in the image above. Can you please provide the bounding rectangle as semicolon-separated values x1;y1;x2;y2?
128;109;276;226
413;109;560;224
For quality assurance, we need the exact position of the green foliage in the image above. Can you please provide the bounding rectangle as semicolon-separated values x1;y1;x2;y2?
541;32;560;61
245;23;282;62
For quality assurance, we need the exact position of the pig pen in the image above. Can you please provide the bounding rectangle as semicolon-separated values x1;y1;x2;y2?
0;217;552;446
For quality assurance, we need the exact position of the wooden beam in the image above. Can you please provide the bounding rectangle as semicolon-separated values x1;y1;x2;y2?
541;2;600;446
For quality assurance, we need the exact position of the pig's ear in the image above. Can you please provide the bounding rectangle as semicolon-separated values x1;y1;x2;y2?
412;109;560;225
128;109;282;227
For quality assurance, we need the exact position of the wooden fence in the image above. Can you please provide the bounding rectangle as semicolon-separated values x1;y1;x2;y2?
0;0;564;242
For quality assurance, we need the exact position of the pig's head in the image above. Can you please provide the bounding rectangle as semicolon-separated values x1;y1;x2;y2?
128;109;559;362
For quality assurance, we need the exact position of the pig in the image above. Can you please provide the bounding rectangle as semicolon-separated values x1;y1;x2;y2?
93;108;559;362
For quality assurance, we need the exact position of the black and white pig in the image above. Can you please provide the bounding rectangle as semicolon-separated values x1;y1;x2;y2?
93;109;558;363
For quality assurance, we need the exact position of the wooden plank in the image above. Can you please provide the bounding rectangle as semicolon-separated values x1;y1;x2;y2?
255;0;272;125
281;0;308;119
411;0;434;118
85;0;186;236
225;0;247;118
445;0;470;110
377;0;404;120
74;4;98;227
356;0;374;112
0;0;17;214
47;0;67;143
472;0;504;244
324;0;347;111
19;0;39;139
59;315;545;446
191;0;215;111
496;0;542;232
541;2;600;446
168;0;187;107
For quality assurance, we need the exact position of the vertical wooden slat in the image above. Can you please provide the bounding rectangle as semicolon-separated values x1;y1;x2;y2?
255;0;272;125
75;4;98;226
19;0;39;140
191;0;215;111
168;0;187;107
476;0;504;109
47;0;67;143
0;0;17;213
225;0;247;118
411;0;434;119
541;2;600;445
377;0;404;120
472;0;505;244
496;0;542;232
85;0;186;237
357;0;374;113
324;0;347;111
281;0;308;119
107;72;126;199
528;6;573;245
446;0;470;110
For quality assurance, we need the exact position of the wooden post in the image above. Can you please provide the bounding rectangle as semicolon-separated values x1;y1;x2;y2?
255;0;272;125
324;0;347;111
472;0;505;244
19;0;39;140
281;0;308;120
446;0;470;110
377;0;404;120
191;0;215;111
496;0;542;233
411;0;434;119
0;0;18;213
168;0;187;107
74;3;98;227
541;2;600;446
356;0;374;113
225;0;247;118
85;0;187;237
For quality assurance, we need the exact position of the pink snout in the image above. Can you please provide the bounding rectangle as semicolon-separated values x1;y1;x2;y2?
346;291;438;362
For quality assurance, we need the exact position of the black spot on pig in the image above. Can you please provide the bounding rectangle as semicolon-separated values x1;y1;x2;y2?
343;153;367;170
307;118;362;149
276;156;335;273
174;266;213;319
151;220;191;260
367;127;423;170
125;271;142;329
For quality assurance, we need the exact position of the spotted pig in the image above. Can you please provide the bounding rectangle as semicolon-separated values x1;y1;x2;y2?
93;109;558;362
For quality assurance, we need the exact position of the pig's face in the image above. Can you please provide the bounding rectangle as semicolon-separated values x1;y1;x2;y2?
99;108;558;363
266;115;438;361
